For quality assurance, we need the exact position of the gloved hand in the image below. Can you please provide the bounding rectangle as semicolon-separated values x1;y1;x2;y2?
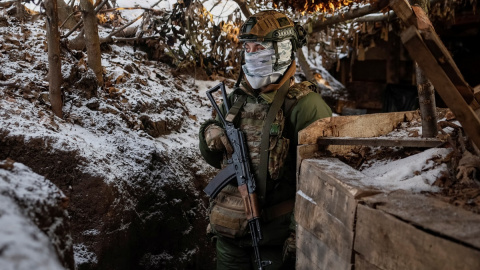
282;231;296;263
204;124;233;154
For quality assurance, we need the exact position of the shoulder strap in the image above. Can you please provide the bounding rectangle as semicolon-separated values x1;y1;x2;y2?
225;95;247;123
257;80;291;204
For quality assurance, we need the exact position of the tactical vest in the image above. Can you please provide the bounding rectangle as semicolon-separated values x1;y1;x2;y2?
209;81;314;238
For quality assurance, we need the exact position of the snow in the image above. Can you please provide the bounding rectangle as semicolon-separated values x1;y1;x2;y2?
0;162;65;270
73;243;98;265
360;148;451;192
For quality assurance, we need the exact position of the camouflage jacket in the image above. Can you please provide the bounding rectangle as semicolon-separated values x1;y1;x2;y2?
199;80;332;206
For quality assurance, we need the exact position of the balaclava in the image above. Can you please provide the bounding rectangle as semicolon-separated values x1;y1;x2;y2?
242;40;293;90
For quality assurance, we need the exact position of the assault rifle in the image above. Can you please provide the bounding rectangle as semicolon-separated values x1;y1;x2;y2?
204;82;272;269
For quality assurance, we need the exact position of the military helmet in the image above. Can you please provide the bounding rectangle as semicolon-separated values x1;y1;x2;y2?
239;10;307;50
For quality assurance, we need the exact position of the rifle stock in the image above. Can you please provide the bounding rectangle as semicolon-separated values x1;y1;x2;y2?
203;82;272;269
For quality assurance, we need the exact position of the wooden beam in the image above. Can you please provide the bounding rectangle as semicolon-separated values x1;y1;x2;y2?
317;137;445;148
389;0;417;26
400;26;480;149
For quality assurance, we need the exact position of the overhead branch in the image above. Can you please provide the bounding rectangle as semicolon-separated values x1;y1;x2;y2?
307;0;390;32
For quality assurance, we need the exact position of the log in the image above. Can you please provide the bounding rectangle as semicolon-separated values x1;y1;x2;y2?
308;0;389;32
298;111;417;145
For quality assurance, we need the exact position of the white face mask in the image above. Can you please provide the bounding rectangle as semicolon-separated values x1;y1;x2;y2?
242;41;292;89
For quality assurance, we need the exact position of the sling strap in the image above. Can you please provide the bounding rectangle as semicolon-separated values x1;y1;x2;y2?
225;95;247;123
257;79;291;203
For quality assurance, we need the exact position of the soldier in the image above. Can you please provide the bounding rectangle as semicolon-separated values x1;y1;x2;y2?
199;10;332;269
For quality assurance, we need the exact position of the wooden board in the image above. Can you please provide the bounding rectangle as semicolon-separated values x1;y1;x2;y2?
296;144;318;184
422;31;474;104
295;192;354;261
295;158;380;269
355;204;480;270
362;190;480;250
354;254;382;270
296;225;352;270
298;158;379;226
401;26;480;150
316;137;444;148
390;0;476;105
298;112;417;155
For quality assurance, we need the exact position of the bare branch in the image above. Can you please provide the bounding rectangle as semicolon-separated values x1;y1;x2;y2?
62;0;109;38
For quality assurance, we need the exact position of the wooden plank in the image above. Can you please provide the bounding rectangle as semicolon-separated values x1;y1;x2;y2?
362;190;480;250
296;144;318;184
400;26;480;149
355;253;382;270
298;158;379;227
389;0;416;26
422;31;474;104
355;204;480;270
391;0;476;104
296;225;352;270
298;111;416;145
295;192;354;261
317;137;444;148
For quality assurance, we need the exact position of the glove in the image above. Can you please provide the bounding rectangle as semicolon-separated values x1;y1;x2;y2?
282;231;296;263
204;124;233;154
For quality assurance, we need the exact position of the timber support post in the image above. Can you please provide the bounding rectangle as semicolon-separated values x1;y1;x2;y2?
390;0;480;149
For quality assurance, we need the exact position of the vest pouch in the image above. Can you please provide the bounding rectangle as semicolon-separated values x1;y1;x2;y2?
209;184;249;238
268;136;290;180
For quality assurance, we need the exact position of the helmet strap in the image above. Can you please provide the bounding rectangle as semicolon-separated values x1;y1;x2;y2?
273;41;280;71
235;50;245;88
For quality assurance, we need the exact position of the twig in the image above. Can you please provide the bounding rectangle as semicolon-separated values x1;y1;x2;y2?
111;36;160;42
0;81;30;91
98;7;157;13
60;10;80;29
62;0;109;39
106;12;143;39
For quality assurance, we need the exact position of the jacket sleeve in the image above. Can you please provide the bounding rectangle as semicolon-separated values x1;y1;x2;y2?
288;91;332;144
199;92;234;169
199;119;224;169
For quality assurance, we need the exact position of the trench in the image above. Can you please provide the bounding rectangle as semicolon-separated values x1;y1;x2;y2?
0;130;216;270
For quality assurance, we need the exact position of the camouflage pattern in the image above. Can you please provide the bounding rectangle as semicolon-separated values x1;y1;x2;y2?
238;102;288;181
287;81;315;100
209;185;248;238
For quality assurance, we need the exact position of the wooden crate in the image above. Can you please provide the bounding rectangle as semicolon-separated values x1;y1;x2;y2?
295;158;379;270
295;159;480;270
